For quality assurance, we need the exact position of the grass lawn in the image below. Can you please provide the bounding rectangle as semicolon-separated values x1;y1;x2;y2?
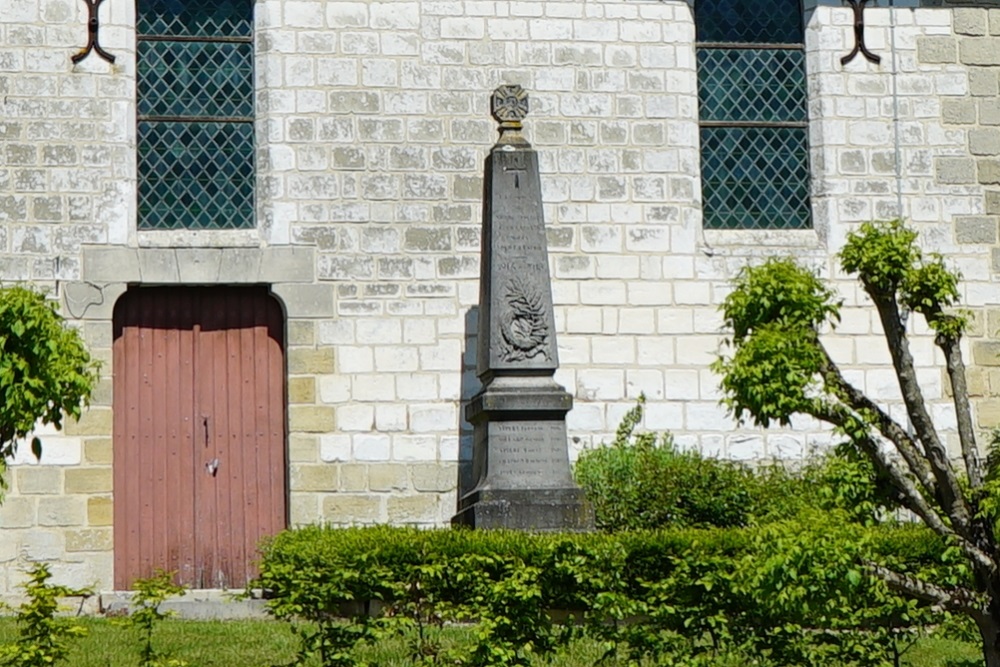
0;618;983;666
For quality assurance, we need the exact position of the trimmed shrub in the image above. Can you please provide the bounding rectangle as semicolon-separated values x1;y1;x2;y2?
254;522;960;667
573;396;758;530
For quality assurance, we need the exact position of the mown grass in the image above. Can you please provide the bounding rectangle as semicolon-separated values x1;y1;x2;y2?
0;618;983;666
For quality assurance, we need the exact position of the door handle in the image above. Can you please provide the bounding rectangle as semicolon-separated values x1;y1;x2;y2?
202;415;209;447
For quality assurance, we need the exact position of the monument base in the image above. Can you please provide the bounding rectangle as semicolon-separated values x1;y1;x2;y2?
452;487;594;531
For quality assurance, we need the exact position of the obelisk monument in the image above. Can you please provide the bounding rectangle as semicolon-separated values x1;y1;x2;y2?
453;85;594;531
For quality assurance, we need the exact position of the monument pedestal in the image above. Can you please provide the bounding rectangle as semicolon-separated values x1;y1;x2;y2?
452;487;593;531
453;377;594;532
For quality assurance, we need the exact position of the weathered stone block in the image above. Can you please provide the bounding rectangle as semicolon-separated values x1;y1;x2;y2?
287;321;315;346
987;190;1000;215
218;248;263;282
0;497;35;528
961;38;1000;65
289;406;336;432
942;98;976;125
37;497;86;527
82;248;140;282
979;399;1000;427
369;464;409;491
289;434;319;463
65;529;112;552
970;69;999;97
404;228;451;251
411;464;457;492
937;157;976;183
17;468;62;495
980;159;1000;185
83;438;112;465
971;129;1000;156
955;8;988;35
918;35;957;62
288;347;336;374
64;468;113;494
992;9;1000;36
322;495;383;523
138;249;179;282
64;409;112;436
271;284;335;318
87;496;112;526
387;494;439;523
259;247;315;282
955;216;998;244
290;463;339;492
288;377;316;403
974;341;1000;366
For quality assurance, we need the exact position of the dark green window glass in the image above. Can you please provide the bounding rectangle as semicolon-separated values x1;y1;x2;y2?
697;0;811;230
697;49;807;124
695;0;803;44
137;0;254;230
700;127;811;230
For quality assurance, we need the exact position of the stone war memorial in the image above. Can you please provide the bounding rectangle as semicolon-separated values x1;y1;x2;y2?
453;85;594;532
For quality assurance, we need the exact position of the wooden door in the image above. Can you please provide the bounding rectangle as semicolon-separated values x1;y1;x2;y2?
113;286;286;589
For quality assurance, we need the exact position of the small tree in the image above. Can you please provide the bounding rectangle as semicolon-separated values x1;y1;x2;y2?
713;219;1000;665
0;286;99;497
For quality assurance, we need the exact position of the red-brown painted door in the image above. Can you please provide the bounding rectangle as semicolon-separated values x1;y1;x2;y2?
113;286;286;589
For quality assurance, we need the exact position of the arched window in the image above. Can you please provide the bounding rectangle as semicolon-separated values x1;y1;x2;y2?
696;0;811;230
136;0;255;230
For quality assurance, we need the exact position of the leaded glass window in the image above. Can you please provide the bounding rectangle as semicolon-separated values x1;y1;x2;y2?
137;0;255;230
696;0;811;230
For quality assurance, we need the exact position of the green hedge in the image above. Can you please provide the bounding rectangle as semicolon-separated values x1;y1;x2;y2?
255;520;963;667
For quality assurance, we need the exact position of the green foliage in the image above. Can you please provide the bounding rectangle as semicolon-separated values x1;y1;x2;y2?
719;257;841;343
0;563;91;667
574;396;756;530
123;571;188;667
712;258;840;428
840;220;966;337
255;523;961;667
0;286;99;495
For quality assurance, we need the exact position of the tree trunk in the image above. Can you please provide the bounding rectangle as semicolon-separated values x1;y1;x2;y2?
978;610;1000;667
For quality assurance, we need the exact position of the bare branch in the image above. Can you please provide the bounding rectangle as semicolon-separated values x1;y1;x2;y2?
938;331;983;489
817;343;937;500
868;290;972;536
814;402;995;575
867;561;984;619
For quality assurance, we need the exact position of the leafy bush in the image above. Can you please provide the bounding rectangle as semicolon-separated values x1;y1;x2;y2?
0;285;99;497
574;396;758;530
255;523;960;667
0;563;91;667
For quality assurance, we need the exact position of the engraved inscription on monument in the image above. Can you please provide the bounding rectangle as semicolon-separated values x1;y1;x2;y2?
487;421;574;489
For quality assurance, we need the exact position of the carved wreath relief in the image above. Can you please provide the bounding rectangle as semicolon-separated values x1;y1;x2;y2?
499;276;550;362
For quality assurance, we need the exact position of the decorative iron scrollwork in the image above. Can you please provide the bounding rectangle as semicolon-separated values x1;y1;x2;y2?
73;0;115;64
841;0;881;66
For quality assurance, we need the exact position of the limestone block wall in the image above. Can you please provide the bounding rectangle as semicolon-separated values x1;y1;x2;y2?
1;0;1000;593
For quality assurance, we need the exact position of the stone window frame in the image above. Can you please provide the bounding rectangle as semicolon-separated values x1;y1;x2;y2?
694;0;816;240
134;0;257;234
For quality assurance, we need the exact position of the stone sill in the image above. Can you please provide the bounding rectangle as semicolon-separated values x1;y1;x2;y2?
136;229;262;248
701;229;821;253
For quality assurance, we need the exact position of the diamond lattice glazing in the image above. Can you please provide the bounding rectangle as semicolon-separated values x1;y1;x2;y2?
698;49;807;123
138;41;253;118
700;127;811;230
138;121;254;230
137;0;252;37
696;0;803;44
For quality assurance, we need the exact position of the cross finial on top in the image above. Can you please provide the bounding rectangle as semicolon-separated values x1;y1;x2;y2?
491;85;530;146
